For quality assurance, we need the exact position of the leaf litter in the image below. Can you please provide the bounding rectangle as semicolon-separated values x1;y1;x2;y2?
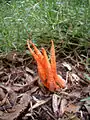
0;51;90;120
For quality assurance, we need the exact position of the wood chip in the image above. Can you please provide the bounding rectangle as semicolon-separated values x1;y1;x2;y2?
52;94;58;117
59;98;67;117
26;67;34;75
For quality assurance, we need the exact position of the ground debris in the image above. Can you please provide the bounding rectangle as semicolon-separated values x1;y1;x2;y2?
0;93;30;120
0;52;90;120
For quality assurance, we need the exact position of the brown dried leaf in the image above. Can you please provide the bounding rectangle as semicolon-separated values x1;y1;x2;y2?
59;98;67;117
0;94;30;120
65;104;79;113
0;88;5;101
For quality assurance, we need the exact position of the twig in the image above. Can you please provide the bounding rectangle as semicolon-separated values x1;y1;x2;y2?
41;106;57;120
